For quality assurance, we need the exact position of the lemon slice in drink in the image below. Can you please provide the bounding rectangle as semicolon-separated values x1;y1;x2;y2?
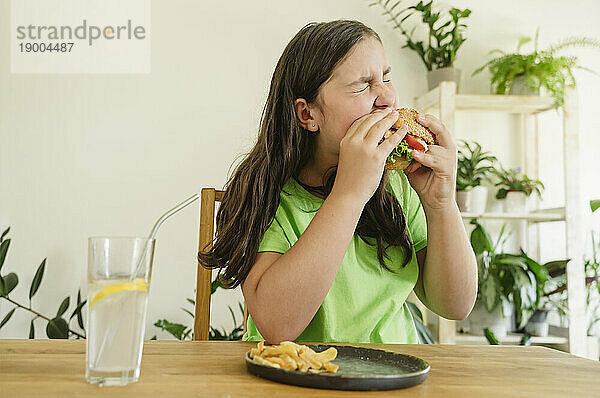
90;278;149;308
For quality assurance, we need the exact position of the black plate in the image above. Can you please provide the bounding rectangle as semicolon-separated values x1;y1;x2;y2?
245;344;430;391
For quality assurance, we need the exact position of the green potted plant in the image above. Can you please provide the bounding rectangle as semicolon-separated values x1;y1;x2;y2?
540;200;600;336
0;227;87;339
472;27;600;107
468;220;560;337
456;141;497;213
370;0;471;91
152;279;244;341
492;166;544;213
524;259;570;337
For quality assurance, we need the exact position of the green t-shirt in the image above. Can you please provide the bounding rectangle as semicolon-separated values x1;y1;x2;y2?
242;170;427;344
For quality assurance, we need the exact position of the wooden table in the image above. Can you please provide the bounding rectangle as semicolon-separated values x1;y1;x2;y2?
1;340;599;397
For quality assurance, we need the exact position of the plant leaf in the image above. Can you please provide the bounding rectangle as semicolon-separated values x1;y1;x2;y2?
484;327;500;345
406;301;423;322
70;300;86;320
520;333;532;346
481;276;499;312
77;302;86;331
154;319;187;340
0;227;9;242
181;308;195;318
0;308;16;330
29;259;46;299
186;298;195;306
74;289;86;330
46;317;69;339
29;319;35;339
210;279;223;294
3;273;18;295
407;301;435;344
228;305;237;327
591;199;600;213
56;297;70;317
470;220;493;255
0;239;10;273
0;276;4;296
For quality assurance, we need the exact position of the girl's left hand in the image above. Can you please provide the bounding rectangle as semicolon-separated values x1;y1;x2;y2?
404;113;457;211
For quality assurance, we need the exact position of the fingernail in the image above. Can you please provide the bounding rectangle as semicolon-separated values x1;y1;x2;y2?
417;114;425;122
399;124;408;132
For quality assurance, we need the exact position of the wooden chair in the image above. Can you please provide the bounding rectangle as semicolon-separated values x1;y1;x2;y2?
194;188;248;340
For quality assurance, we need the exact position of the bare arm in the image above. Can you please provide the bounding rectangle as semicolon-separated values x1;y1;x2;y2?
412;204;478;320
407;113;477;320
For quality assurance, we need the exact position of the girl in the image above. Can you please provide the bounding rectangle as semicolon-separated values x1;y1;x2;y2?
199;20;477;344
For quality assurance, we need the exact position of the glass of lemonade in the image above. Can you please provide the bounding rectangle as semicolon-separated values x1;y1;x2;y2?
86;237;155;386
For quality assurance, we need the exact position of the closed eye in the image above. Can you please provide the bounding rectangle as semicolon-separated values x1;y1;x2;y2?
353;79;392;93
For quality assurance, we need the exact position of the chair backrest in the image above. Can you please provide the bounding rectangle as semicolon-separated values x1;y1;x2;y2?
194;188;248;340
194;188;222;340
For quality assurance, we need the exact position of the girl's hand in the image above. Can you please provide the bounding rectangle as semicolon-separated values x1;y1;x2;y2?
333;108;408;205
404;114;457;211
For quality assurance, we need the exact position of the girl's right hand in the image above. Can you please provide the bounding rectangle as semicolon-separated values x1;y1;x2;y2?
333;108;408;205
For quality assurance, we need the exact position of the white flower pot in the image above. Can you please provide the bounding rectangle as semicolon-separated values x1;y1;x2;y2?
525;309;550;337
467;301;513;338
456;186;488;213
509;74;540;96
469;186;488;213
503;191;529;213
427;67;462;92
456;190;471;212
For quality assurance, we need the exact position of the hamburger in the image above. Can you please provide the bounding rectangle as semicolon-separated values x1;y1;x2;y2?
383;108;437;170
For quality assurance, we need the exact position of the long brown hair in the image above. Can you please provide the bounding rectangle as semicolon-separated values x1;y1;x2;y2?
198;20;413;288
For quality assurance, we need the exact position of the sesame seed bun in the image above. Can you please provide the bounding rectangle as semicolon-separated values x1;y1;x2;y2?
391;108;436;145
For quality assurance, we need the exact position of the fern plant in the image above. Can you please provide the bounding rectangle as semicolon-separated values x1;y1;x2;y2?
472;27;600;107
369;0;471;71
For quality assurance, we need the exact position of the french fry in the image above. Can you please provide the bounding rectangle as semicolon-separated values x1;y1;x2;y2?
263;356;287;368
280;354;297;370
323;361;339;373
253;355;280;368
297;357;310;372
314;347;337;363
249;340;265;359
299;350;322;369
308;368;327;374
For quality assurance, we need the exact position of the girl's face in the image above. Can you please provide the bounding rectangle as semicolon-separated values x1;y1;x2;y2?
297;36;399;156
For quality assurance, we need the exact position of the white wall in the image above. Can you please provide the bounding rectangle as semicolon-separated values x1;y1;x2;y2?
1;0;599;339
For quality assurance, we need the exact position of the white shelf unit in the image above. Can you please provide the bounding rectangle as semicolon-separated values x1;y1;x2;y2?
410;82;587;357
455;331;568;345
460;209;565;223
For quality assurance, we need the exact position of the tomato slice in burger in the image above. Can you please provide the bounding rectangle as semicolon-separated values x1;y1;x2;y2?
404;134;427;152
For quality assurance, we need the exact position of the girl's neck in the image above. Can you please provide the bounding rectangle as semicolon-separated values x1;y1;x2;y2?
298;148;338;187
